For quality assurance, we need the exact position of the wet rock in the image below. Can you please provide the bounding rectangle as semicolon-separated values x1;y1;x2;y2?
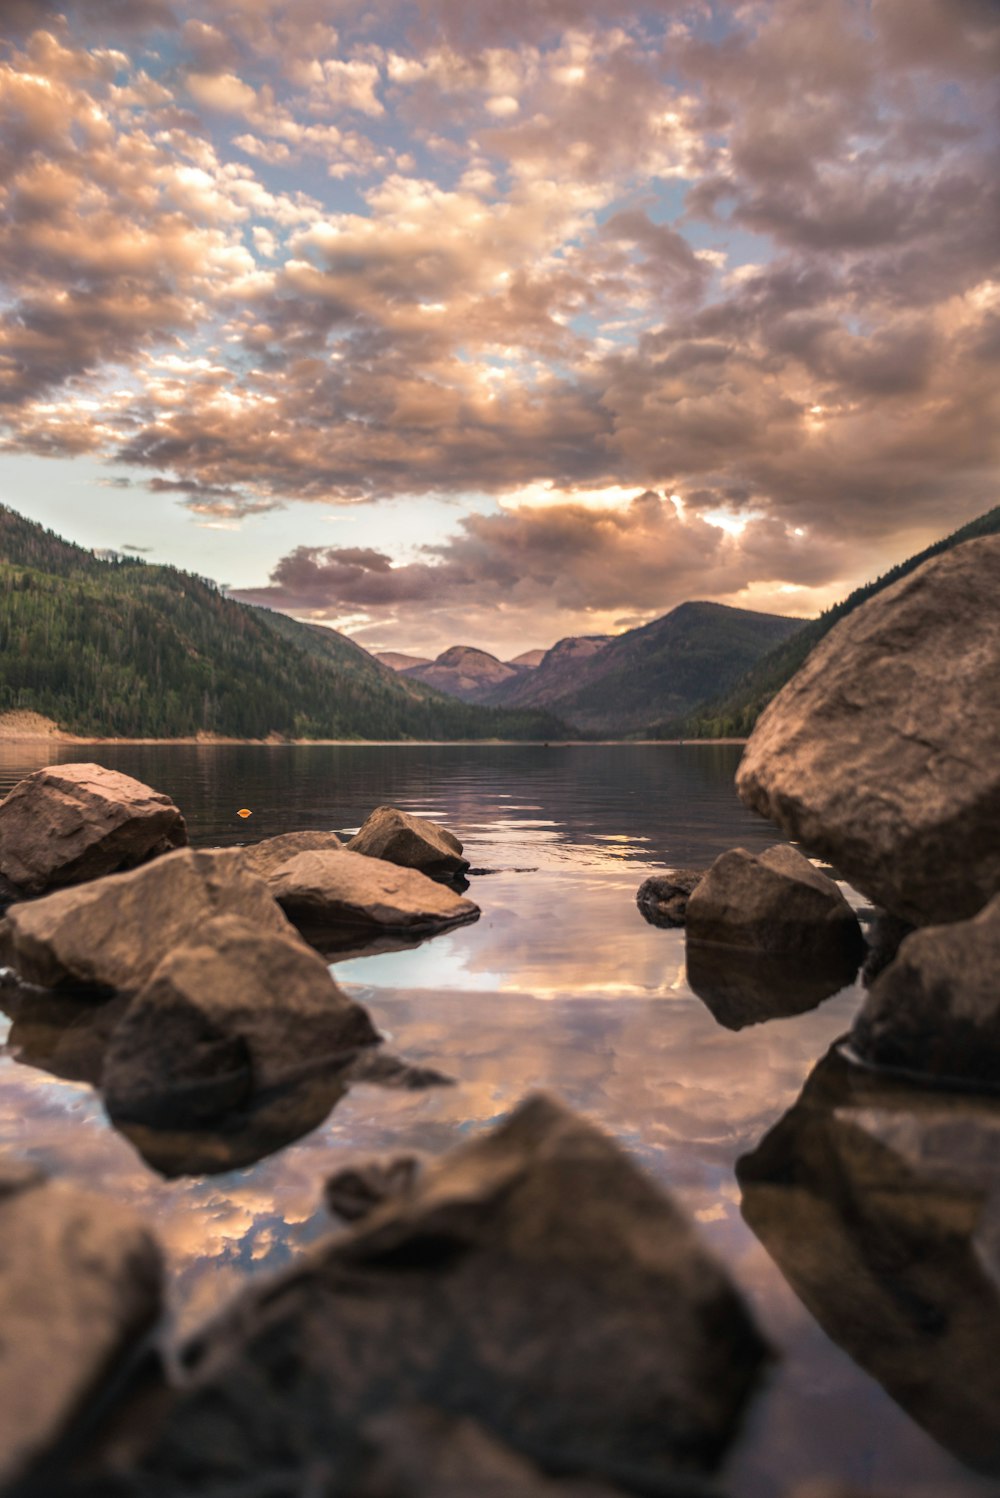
860;908;915;986
101;915;379;1127
0;1166;162;1489
0;763;187;896
129;1094;768;1494
238;829;343;881
686;844;864;965
268;848;480;935
325;1155;424;1222
685;942;859;1031
635;870;703;928
348;806;469;877
737;535;1000;926
0;848;293;993
738;1044;1000;1476
851;891;1000;1088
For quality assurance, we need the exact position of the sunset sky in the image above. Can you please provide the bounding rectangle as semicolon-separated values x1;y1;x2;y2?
0;0;997;658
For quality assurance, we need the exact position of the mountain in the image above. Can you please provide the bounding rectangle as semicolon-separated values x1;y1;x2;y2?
507;649;546;669
0;507;565;741
401;645;522;703
667;503;1000;740
483;609;803;734
376;651;433;671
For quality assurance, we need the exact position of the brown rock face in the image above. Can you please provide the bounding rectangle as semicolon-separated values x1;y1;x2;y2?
0;1168;162;1488
0;763;187;895
268;848;479;933
737;535;1000;926
348;805;468;875
239;829;343;881
850;891;1000;1087
0;848;293;992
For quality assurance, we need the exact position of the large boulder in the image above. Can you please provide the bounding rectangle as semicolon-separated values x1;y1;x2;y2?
850;891;1000;1087
125;1095;768;1494
267;848;479;934
101;915;379;1126
238;829;343;881
0;763;187;895
0;1164;162;1489
349;806;469;876
737;536;1000;926
686;844;864;963
0;848;293;992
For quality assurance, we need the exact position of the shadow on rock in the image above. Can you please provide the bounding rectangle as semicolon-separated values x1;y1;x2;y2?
685;941;860;1030
737;1044;1000;1477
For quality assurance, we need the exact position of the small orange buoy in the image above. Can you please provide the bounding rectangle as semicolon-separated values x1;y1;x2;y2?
237;808;252;819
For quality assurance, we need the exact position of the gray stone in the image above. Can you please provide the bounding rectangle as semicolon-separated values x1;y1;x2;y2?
737;535;1000;926
0;763;186;895
349;806;469;876
238;830;343;881
101;915;379;1127
0;848;294;992
268;848;479;934
851;891;1000;1087
686;844;864;963
635;870;703;928
0;1168;162;1489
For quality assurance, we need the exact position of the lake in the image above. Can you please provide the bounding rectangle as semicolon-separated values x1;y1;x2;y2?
0;741;993;1497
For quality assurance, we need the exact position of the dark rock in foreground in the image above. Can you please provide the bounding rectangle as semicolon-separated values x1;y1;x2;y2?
685;941;860;1031
635;870;703;928
0;763;186;896
851;892;1000;1088
349;806;470;877
267;848;479;934
121;1095;769;1494
0;1164;162;1490
686;844;864;966
738;1045;1000;1476
737;535;1000;926
238;829;343;881
101;915;379;1127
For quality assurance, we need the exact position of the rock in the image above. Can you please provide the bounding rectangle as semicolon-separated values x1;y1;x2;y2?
267;848;480;935
738;1044;1000;1476
635;870;703;928
0;763;187;896
685;844;864;965
860;908;915;985
0;848;294;992
238;829;343;881
130;1095;768;1494
0;1167;162;1489
101;915;380;1127
325;1154;424;1222
348;806;469;877
736;536;1000;926
685;942;860;1031
850;892;1000;1087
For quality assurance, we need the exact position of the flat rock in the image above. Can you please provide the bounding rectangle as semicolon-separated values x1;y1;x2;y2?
635;870;704;928
101;915;380;1127
129;1094;768;1494
686;844;864;964
348;806;469;876
268;847;479;934
238;829;343;881
0;1167;162;1489
737;535;1000;926
0;763;187;896
851;891;1000;1087
0;848;294;992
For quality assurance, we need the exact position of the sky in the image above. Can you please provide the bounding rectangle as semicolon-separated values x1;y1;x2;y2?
0;0;997;660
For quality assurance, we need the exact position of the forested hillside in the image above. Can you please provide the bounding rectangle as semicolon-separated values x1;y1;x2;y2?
0;507;563;741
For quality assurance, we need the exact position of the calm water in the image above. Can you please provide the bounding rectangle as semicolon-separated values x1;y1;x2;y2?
0;742;993;1497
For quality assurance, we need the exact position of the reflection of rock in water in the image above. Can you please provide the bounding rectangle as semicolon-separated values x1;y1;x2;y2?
685;941;859;1030
0;977;130;1086
738;1045;1000;1476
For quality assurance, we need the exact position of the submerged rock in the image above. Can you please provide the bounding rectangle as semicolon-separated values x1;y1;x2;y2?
686;844;864;965
635;870;703;928
851;891;1000;1088
738;1045;1000;1476
0;763;186;896
737;535;1000;926
238;829;343;881
0;848;293;992
268;848;480;935
349;806;470;877
126;1095;768;1494
0;1165;162;1490
101;914;380;1128
685;942;860;1031
325;1154;424;1222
